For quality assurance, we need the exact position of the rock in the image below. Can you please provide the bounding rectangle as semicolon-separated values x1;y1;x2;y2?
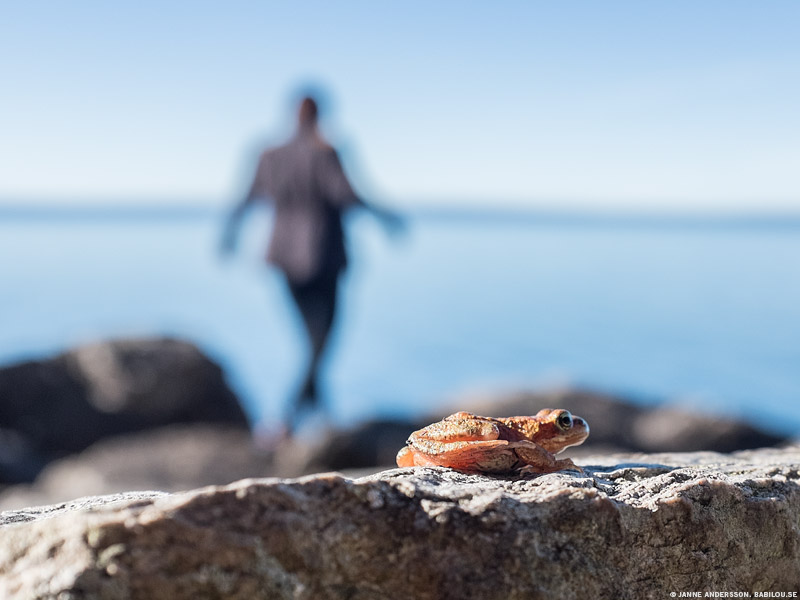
630;406;788;453
295;419;427;473
1;447;799;599
0;337;249;483
0;428;49;485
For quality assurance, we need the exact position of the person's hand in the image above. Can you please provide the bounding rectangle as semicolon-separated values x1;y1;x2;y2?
373;205;407;238
219;227;238;259
220;202;250;259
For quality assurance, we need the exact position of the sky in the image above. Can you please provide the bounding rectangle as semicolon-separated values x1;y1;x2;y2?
1;1;799;212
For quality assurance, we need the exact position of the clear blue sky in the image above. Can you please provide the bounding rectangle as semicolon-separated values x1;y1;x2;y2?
1;1;798;211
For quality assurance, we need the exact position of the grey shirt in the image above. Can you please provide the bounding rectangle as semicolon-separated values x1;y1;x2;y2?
247;129;361;284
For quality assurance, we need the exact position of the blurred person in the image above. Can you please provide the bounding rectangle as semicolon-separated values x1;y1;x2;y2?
222;93;402;437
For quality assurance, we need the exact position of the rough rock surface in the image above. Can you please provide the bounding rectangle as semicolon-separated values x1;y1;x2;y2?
0;337;248;483
1;447;799;599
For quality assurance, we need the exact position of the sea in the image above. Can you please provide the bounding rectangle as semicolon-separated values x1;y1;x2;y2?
2;206;799;435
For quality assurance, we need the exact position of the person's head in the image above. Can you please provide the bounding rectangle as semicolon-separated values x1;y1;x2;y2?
297;96;319;130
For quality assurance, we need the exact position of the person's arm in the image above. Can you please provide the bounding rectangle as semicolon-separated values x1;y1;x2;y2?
220;196;254;256
363;201;406;236
323;148;406;235
220;152;269;256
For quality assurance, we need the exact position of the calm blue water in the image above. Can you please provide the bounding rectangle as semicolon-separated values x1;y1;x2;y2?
2;210;799;434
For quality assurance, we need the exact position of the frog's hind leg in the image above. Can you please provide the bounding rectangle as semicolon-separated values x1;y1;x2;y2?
409;439;517;471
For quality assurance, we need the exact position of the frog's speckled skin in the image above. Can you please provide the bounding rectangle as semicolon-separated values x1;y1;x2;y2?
396;409;590;474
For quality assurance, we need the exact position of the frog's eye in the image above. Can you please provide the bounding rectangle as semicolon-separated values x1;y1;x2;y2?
555;410;573;431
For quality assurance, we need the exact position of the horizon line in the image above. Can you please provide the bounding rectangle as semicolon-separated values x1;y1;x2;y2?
1;201;800;229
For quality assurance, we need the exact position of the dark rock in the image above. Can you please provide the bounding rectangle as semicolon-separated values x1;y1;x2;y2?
0;428;49;485
631;406;788;453
1;447;799;599
0;337;248;483
301;419;426;472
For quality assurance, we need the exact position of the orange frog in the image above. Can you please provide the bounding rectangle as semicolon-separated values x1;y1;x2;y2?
396;409;589;474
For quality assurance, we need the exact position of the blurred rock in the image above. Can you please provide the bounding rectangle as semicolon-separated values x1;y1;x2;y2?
298;419;426;473
0;337;248;483
0;425;271;511
630;405;787;453
0;428;48;485
1;448;799;598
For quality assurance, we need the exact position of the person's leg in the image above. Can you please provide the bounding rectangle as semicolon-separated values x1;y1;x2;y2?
307;272;338;395
285;272;339;429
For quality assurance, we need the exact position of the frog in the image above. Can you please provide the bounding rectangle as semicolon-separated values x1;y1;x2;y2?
395;408;589;474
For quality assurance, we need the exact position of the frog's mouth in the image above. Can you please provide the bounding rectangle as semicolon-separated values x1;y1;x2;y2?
563;416;590;448
547;415;590;453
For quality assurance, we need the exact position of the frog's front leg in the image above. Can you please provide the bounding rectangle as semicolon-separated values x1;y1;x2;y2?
514;440;584;474
396;446;416;467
